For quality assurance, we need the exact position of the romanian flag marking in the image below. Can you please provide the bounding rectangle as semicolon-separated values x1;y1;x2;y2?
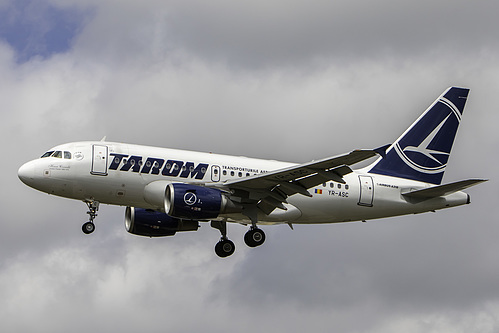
315;189;323;194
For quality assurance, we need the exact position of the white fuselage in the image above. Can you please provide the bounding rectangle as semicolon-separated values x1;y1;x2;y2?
18;141;470;226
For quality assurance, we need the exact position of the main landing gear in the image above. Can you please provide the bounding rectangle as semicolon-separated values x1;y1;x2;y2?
211;221;235;258
82;200;99;234
211;221;266;258
244;227;266;247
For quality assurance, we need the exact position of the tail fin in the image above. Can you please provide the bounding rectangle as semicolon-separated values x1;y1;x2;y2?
368;87;470;184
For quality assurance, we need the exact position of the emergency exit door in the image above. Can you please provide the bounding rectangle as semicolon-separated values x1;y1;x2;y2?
211;165;221;182
91;145;108;176
358;175;374;207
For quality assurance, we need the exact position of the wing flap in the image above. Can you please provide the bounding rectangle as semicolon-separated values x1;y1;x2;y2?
402;179;488;199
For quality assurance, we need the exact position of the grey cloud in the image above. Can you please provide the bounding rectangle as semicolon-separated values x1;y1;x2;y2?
162;0;499;69
67;1;499;70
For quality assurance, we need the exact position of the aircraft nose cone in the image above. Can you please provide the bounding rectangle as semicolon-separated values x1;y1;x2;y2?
18;161;35;185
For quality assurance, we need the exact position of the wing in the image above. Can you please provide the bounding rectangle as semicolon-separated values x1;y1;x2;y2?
219;146;387;216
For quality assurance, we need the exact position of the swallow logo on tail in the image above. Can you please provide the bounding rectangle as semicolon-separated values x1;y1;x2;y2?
369;87;469;184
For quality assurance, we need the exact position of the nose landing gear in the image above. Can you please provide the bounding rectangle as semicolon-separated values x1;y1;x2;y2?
82;200;99;234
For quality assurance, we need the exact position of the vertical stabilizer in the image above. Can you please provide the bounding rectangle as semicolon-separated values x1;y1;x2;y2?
368;87;469;184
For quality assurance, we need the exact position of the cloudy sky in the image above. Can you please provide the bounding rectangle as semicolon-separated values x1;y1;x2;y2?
1;0;498;331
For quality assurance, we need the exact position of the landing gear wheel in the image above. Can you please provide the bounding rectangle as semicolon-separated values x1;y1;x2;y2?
215;239;235;258
244;228;266;247
82;221;95;234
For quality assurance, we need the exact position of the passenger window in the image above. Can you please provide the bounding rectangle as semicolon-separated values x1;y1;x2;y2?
64;151;71;159
52;151;62;158
345;185;349;190
338;184;342;189
41;151;54;158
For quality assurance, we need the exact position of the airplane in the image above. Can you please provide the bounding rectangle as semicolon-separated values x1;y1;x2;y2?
18;87;487;257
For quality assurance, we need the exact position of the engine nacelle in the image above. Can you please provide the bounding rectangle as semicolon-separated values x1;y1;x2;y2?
165;183;237;220
125;207;199;237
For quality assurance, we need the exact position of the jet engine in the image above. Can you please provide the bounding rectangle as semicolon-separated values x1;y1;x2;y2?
164;183;240;220
125;207;199;237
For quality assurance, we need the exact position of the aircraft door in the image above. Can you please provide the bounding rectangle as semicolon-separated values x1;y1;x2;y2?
211;165;221;182
358;175;374;207
91;145;108;176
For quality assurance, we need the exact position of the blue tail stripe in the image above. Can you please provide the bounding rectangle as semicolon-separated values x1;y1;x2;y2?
369;87;469;185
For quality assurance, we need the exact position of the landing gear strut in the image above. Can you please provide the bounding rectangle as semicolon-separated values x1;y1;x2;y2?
82;200;99;234
211;221;235;258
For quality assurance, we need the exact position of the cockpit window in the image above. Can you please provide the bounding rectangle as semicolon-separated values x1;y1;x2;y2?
41;151;54;158
40;150;72;159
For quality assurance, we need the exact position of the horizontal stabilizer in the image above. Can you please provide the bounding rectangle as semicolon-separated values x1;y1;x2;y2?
402;179;488;199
